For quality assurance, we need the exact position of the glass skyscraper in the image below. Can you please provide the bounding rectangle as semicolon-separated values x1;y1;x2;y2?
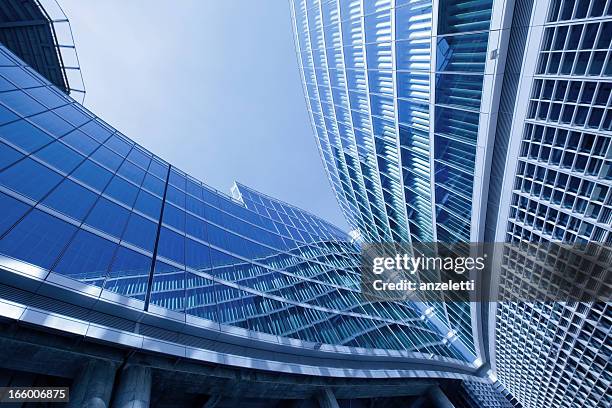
291;0;611;408
0;1;507;405
290;0;499;245
0;0;608;406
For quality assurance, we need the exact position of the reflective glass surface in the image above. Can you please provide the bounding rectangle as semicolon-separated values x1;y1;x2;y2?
0;44;468;360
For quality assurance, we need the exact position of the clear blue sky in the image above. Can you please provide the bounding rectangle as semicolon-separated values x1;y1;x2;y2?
59;0;348;231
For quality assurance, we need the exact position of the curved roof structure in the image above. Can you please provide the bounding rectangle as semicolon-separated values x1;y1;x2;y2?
0;0;84;102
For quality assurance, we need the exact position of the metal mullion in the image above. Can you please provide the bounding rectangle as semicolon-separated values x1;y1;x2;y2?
306;1;364;231
355;0;394;241
291;0;357;230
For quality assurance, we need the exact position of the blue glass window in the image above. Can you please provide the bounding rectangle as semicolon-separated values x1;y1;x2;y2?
0;66;42;88
0;51;16;67
34;141;83;174
134;189;162;219
201;187;223;207
53;104;90;127
28;111;73;138
104;176;139;207
42;179;97;221
209;247;241;268
0;52;16;66
148;159;168;179
141;173;165;197
166;185;185;207
186;195;205;218
436;74;484;110
185;275;217;320
118;160;145;185
61;130;98;156
106;135;131;156
105;246;151;300
0;90;46;116
122;213;157;252
185;214;207;240
157;227;185;265
0;192;29;235
127;147;150;169
0;104;18;125
150;261;184;311
0;75;16;92
26;87;69;109
163;204;185;231
53;230;117;282
436;33;489;72
0;120;54;152
80;120;112;143
85;197;130;237
168;169;186;190
434;106;480;142
437;0;493;34
395;40;431;72
0;141;23;169
185;179;202;197
72;160;113;192
91;146;123;172
0;157;62;200
0;209;76;269
185;238;211;270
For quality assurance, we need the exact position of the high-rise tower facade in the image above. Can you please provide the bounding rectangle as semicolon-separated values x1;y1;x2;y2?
492;1;612;407
290;0;506;245
291;1;611;408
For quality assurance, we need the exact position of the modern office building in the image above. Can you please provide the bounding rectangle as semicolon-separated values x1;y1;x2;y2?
0;1;525;407
492;1;612;407
291;0;611;408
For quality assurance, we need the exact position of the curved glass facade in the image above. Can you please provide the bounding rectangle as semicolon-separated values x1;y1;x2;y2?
290;0;495;245
290;0;502;357
0;43;474;361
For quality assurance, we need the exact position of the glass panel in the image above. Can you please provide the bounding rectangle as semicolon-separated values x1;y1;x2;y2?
0;209;76;268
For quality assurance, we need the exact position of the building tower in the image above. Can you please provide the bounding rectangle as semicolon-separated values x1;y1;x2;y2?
291;1;611;408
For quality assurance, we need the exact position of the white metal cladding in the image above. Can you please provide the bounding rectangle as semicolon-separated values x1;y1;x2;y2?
494;0;612;407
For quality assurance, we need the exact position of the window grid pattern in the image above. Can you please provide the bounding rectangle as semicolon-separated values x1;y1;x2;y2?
290;0;500;359
497;1;612;407
0;44;470;360
291;0;417;243
431;0;494;355
447;380;516;408
433;0;493;244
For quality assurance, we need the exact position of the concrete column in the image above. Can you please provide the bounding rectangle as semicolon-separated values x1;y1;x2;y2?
68;359;116;408
316;388;339;408
112;365;152;408
427;386;456;408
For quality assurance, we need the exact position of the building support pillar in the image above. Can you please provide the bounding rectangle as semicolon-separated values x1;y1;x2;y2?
68;359;116;408
427;386;455;408
112;365;152;408
316;388;339;408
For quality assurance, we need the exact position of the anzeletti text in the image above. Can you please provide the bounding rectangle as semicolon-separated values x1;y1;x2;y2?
372;279;475;292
